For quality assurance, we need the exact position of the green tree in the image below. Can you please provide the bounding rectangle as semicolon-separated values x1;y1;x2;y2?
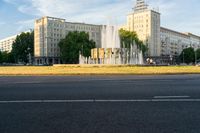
119;29;148;55
59;31;96;64
12;31;34;63
179;47;195;64
6;52;15;63
196;48;200;61
1;52;9;63
0;51;15;63
119;29;138;48
0;51;2;63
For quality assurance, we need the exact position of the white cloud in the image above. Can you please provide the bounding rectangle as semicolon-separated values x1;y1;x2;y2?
16;0;133;25
16;19;34;25
16;19;34;32
16;0;186;26
3;0;200;35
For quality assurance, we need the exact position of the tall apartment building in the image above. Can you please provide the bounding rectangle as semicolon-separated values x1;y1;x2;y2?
0;35;17;53
124;0;200;58
127;0;161;56
34;16;102;65
160;27;200;57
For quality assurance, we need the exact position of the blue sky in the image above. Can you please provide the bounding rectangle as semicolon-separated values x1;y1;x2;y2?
0;0;200;39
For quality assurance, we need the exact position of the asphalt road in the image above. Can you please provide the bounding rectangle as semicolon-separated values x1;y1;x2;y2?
0;75;200;133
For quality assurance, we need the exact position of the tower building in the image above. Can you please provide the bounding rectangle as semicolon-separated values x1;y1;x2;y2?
127;0;161;56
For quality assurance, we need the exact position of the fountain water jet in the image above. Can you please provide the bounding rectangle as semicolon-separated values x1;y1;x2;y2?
80;23;144;65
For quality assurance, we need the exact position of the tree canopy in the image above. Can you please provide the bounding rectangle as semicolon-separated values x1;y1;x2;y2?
0;51;15;64
12;31;34;63
179;47;195;64
0;51;2;63
119;29;148;55
58;31;96;64
196;48;200;61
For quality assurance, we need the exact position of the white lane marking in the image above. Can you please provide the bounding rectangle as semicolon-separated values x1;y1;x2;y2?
154;96;190;99
13;82;42;84
0;99;200;103
7;79;125;85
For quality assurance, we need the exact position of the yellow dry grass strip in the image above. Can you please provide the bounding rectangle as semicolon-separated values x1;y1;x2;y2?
0;66;200;75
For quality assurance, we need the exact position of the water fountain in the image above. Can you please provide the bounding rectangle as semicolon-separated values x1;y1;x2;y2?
79;23;144;65
101;25;120;49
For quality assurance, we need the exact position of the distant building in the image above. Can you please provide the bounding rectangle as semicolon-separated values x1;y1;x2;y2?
0;35;17;53
34;16;102;65
160;27;200;57
123;0;200;58
0;30;32;53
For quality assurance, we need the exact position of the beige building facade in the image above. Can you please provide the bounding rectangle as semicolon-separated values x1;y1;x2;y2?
34;16;102;65
126;0;161;56
0;35;17;53
160;27;200;57
124;0;200;58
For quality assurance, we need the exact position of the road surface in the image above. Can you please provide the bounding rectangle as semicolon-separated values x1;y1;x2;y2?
0;75;200;133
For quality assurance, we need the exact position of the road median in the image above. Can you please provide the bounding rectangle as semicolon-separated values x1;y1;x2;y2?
0;65;200;76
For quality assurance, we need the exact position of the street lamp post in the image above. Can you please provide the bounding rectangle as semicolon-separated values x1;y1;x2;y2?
183;51;185;64
27;47;31;64
18;38;23;64
170;55;173;65
191;46;197;65
82;44;84;55
195;49;197;65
